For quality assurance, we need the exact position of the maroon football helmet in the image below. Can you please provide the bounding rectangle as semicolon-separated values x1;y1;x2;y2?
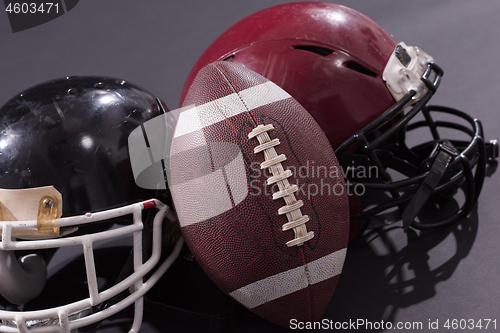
181;2;495;231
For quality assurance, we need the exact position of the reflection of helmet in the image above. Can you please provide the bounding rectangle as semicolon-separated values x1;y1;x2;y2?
0;77;183;332
181;1;496;231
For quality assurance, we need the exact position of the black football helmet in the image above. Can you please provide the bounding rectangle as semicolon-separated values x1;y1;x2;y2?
0;76;183;332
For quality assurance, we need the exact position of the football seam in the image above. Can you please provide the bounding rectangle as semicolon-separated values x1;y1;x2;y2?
212;64;322;250
212;64;316;248
214;65;259;214
248;124;314;247
213;63;262;128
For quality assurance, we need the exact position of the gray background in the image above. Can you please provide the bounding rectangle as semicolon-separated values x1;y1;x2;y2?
1;1;500;332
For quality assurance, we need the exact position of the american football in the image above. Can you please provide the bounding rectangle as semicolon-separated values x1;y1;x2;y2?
169;61;349;327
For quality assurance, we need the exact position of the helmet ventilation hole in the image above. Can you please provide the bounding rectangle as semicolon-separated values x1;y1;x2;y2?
346;62;377;77
292;45;334;56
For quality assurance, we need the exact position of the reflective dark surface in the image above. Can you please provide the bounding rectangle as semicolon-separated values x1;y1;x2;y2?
0;76;169;217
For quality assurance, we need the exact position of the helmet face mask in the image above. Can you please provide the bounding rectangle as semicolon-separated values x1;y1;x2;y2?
336;63;486;229
1;198;183;332
0;76;183;332
180;1;495;233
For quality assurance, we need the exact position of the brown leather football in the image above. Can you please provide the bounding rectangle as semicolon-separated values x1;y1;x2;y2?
170;61;349;327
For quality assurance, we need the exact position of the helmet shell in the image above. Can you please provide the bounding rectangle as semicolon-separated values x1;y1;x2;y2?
181;1;398;148
0;76;169;217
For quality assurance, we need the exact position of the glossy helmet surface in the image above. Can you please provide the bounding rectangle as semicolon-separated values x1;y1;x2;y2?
0;76;183;332
181;1;494;232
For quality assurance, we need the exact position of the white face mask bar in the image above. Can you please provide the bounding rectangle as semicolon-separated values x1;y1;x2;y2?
382;42;435;102
0;199;184;333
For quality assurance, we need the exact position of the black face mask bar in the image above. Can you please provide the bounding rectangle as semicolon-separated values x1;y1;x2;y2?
335;63;497;231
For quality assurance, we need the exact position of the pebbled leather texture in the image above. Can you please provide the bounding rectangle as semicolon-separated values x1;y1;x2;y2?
170;61;349;327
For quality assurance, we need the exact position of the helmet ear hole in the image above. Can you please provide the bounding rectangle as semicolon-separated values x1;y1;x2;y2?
345;61;377;77
292;45;334;56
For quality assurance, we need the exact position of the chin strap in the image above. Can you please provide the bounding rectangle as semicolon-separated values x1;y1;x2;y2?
402;142;458;231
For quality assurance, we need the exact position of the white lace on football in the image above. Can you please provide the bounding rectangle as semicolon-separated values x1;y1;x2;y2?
248;124;314;247
0;199;184;333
